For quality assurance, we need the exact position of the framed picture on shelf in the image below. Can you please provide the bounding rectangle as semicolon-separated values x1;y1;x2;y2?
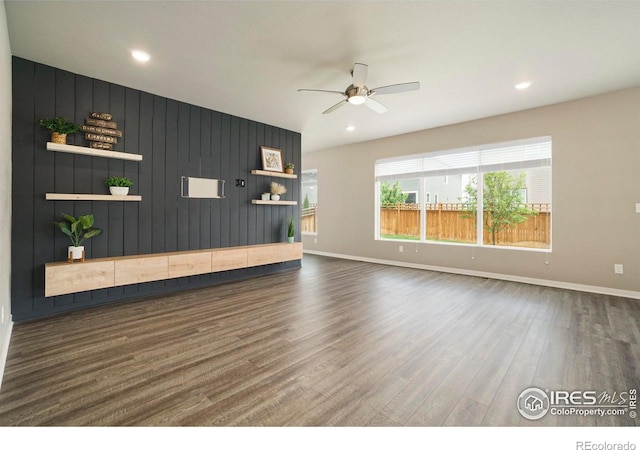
260;146;284;173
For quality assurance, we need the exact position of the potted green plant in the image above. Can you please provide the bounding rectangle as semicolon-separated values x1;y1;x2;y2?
287;217;295;243
105;176;133;196
284;162;294;175
270;181;287;201
39;116;81;144
53;213;102;262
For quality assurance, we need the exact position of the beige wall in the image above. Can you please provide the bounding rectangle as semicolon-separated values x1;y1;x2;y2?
0;0;13;389
302;87;640;297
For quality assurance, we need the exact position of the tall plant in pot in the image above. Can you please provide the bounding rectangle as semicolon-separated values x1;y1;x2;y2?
105;176;133;196
54;213;102;262
287;216;295;243
39;116;81;144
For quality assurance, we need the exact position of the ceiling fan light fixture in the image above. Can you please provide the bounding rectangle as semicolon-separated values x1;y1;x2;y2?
347;95;366;105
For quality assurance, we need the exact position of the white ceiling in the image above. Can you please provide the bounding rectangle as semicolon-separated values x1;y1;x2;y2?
5;1;640;153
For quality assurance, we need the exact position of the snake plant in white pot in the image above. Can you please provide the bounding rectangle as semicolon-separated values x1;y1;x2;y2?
287;216;295;243
54;213;102;262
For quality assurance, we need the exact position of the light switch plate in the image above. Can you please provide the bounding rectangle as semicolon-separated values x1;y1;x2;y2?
636;203;640;213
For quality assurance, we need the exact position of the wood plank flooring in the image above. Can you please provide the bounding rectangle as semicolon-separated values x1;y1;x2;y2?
0;254;638;426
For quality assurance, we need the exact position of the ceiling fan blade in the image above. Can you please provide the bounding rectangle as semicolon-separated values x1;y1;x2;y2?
370;81;420;96
298;89;345;96
322;100;347;114
351;63;368;88
364;97;388;114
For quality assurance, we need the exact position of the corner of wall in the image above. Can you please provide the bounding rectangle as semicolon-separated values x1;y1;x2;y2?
0;0;13;391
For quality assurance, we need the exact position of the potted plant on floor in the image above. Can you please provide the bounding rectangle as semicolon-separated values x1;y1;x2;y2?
284;163;294;175
53;213;102;262
105;176;133;196
39;116;81;144
270;181;287;201
287;217;295;243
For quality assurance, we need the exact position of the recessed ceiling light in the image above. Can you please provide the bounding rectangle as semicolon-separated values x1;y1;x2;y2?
515;81;531;90
131;50;151;62
346;125;356;132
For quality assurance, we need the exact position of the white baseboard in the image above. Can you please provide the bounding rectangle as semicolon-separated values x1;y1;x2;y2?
303;250;640;300
0;319;13;392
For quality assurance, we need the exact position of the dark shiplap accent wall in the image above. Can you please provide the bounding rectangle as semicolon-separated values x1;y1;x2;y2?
11;57;301;322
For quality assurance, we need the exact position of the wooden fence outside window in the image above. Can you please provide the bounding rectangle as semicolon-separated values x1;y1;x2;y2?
380;203;550;248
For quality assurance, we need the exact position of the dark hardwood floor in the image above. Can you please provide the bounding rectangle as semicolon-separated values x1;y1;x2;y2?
0;254;638;426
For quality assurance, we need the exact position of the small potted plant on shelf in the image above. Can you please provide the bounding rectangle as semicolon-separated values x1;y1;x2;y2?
105;176;133;196
39;116;81;144
287;216;295;243
270;181;287;201
53;213;102;262
284;163;294;175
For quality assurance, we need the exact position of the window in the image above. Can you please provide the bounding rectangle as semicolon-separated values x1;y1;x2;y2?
375;137;551;250
379;179;421;240
301;169;317;234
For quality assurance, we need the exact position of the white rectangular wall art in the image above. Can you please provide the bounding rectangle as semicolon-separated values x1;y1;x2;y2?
181;176;225;198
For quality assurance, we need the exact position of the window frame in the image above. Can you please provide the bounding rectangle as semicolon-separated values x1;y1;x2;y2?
374;137;552;252
301;169;318;236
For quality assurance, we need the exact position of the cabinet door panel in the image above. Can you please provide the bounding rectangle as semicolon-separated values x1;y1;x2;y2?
115;256;168;286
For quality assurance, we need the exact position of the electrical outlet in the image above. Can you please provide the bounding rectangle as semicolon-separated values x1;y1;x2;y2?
399;245;404;252
314;238;317;244
636;203;640;214
614;264;624;274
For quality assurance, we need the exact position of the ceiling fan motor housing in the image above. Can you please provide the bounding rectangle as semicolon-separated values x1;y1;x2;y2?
346;85;369;104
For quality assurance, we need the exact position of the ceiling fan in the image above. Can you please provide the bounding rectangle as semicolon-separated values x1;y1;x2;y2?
298;63;420;114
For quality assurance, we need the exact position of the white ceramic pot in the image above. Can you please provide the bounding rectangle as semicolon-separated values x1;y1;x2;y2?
109;186;129;196
287;236;294;243
68;246;84;261
271;194;280;201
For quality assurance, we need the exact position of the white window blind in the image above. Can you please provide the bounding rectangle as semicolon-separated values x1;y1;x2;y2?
375;136;551;182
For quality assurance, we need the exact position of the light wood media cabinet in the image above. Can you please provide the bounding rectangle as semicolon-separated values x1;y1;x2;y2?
45;242;303;297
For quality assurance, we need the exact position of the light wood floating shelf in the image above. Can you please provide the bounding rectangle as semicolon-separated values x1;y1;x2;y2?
47;142;143;161
251;199;297;206
46;193;142;201
251;169;297;179
45;242;303;297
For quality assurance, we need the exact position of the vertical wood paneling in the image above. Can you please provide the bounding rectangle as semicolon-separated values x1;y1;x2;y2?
209;111;222;250
137;93;154;253
106;84;127;298
188;105;201;251
32;64;56;314
89;80;110;303
122;88;141;296
107;84;126;256
219;114;231;248
238;119;249;246
164;99;179;252
152;96;167;254
176;103;190;253
11;58;35;314
199;109;212;251
72;68;95;304
11;57;302;322
52;69;76;308
229;116;240;247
